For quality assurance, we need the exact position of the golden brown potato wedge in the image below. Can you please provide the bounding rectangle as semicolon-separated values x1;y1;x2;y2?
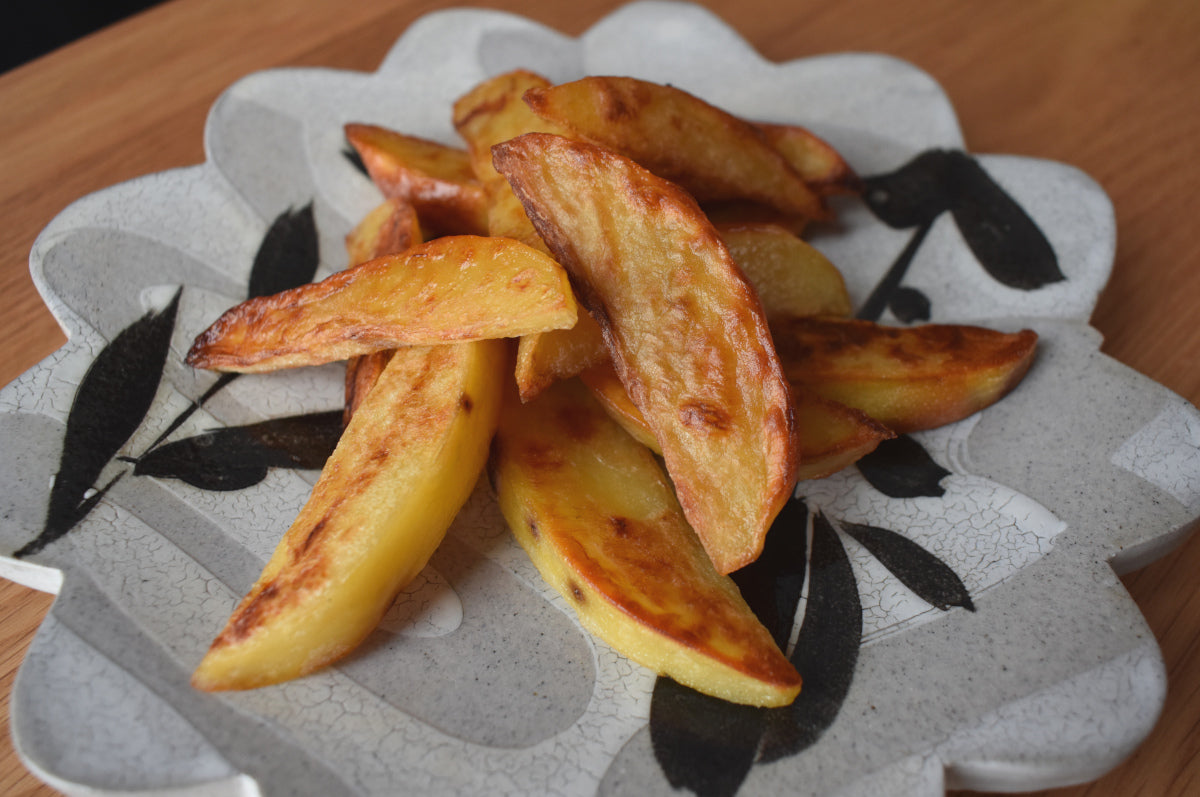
718;222;853;320
343;196;422;267
345;123;488;236
581;361;893;481
494;132;799;574
186;235;577;373
756;122;863;196
522;76;829;222
491;378;801;707
451;69;607;400
192;339;507;691
772;316;1038;434
792;391;895;480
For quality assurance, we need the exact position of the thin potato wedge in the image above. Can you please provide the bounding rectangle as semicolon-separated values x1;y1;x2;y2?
757;122;863;196
451;69;608;400
187;235;577;373
581;361;893;480
491;378;801;707
718;222;853;320
345;123;488;236
192;339;507;691
522;76;829;222
494;132;799;574
772;316;1038;433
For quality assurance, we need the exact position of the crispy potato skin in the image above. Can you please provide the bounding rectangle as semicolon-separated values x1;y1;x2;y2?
344;123;488;236
755;122;864;196
186;235;576;372
494;132;800;574
491;378;800;707
523;76;829;222
192;339;507;691
773;317;1038;433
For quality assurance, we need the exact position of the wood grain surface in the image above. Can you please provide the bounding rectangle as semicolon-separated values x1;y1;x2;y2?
1;1;1197;794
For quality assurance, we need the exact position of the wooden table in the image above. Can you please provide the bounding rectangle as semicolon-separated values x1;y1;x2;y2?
1;0;1197;794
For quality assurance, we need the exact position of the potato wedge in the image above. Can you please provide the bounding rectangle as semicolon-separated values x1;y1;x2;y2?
192;339;507;691
343;196;422;267
792;392;895;480
581;361;893;481
756;122;863;196
345;123;488;236
494;132;799;574
522;76;828;222
186;235;577;373
491;378;801;707
718;222;853;320
772;316;1038;433
451;69;608;400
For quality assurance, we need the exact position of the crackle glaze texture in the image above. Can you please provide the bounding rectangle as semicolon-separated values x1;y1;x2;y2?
2;3;1199;796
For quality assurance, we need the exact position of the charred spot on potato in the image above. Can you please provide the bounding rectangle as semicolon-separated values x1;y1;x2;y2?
460;394;474;413
609;516;632;537
567;580;586;604
678;399;732;432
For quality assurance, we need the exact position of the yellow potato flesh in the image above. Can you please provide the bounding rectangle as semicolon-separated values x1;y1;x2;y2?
344;122;488;236
772;317;1039;433
490;378;801;707
192;339;507;691
186;235;576;373
718;222;853;320
343;197;422;267
523;76;828;221
494;132;799;575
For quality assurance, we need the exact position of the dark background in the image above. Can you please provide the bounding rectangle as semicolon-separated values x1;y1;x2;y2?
2;0;165;73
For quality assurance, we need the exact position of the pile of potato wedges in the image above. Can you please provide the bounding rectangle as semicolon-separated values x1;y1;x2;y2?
186;72;1036;707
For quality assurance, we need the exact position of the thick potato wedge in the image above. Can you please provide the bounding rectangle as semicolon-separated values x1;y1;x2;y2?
772;316;1038;433
451;69;608;400
718;222;853;320
491;378;801;707
522;76;828;222
192;339;507;691
494;132;799;574
581;361;893;481
756;122;863;196
343;196;422;267
186;235;577;373
345;123;488;236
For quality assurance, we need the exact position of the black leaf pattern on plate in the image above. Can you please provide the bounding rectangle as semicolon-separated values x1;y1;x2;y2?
841;521;975;611
858;148;1062;320
142;202;323;454
247;202;321;299
887;285;932;323
649;679;764;797
15;290;181;557
856;434;951;498
132;410;343;491
758;511;861;763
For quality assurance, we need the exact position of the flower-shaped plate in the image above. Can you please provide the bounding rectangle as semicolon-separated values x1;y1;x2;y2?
3;2;1199;795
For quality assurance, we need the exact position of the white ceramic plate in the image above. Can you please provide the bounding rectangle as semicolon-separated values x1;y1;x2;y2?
3;3;1199;795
